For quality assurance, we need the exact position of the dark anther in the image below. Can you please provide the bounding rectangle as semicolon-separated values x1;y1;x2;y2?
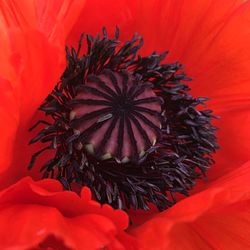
28;27;218;211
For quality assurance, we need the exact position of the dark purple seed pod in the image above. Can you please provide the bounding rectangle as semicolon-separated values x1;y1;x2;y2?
69;71;163;163
29;27;218;212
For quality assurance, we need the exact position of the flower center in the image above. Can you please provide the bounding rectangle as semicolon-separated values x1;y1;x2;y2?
69;70;162;163
28;27;218;211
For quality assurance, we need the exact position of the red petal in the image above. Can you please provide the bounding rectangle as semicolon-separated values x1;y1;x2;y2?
67;0;133;47
207;103;250;182
0;0;85;42
131;160;250;250
0;177;136;249
34;0;86;42
0;31;66;188
0;0;86;186
182;1;250;181
0;77;19;174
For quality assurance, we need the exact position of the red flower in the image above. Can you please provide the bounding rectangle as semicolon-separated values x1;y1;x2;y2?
0;0;250;249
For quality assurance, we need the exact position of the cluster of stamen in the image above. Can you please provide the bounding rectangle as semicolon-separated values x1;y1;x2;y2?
29;27;218;211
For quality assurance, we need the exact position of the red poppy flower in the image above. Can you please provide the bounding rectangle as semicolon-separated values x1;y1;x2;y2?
0;0;250;249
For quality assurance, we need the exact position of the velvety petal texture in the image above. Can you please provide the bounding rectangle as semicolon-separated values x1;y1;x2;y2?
0;177;134;249
0;0;86;186
0;77;19;179
131;160;250;250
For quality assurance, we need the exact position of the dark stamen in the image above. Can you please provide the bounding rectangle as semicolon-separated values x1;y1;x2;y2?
28;27;218;212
